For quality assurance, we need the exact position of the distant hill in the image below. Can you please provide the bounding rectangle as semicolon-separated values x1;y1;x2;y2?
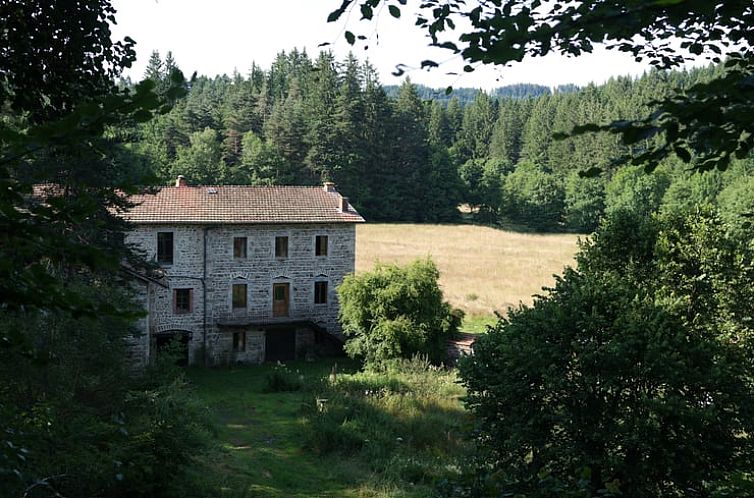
383;83;579;104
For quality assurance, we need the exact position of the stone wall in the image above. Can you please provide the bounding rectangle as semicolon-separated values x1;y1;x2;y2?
125;223;356;365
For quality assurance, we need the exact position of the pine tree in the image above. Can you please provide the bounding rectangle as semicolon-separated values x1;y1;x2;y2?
358;63;394;219
457;91;498;162
304;52;339;181
143;50;163;82
519;94;556;166
332;53;367;198
490;98;531;167
428;100;452;147
264;78;311;184
391;79;431;220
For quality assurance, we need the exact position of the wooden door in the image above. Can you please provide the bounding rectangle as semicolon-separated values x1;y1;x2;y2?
272;283;290;317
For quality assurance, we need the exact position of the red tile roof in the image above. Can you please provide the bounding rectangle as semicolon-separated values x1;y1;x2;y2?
123;185;365;225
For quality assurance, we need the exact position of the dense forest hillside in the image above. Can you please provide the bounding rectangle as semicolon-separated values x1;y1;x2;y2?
382;82;562;103
126;49;754;231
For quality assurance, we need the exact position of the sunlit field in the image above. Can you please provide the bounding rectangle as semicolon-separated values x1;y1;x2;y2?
356;224;581;317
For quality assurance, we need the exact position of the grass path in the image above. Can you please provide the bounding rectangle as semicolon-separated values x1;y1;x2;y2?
356;224;580;317
188;362;364;497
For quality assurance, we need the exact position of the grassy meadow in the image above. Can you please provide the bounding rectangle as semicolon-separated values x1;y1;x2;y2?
356;223;581;318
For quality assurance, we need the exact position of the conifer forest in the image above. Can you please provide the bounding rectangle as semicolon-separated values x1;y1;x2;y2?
128;50;754;232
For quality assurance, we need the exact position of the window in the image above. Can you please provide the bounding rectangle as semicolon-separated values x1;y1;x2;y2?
275;236;288;258
233;236;247;258
233;331;246;352
314;281;328;304
315;235;328;256
173;288;192;314
157;232;174;265
232;283;247;310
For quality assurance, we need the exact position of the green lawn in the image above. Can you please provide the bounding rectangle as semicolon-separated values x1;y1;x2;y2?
186;359;469;497
460;314;498;334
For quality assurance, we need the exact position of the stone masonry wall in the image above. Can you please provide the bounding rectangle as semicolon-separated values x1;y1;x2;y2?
125;223;356;365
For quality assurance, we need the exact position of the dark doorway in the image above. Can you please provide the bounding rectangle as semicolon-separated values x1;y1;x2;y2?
265;327;296;362
272;283;290;317
154;330;191;366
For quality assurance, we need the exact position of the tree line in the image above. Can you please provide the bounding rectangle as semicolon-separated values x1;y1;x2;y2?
126;50;754;232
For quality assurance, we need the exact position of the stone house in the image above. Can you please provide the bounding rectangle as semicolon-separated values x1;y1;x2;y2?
123;177;364;366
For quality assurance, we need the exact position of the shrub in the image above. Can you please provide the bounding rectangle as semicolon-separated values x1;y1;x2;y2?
337;258;462;367
0;285;213;498
459;208;754;497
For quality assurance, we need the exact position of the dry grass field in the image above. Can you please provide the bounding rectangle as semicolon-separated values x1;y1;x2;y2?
356;223;582;317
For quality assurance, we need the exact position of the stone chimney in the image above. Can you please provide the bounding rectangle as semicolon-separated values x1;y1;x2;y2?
323;181;336;193
340;196;349;213
175;175;188;187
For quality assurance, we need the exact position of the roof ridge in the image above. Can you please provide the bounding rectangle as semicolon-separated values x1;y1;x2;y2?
159;184;324;189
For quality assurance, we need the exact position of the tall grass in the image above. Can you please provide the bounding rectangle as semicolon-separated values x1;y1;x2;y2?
356;223;579;316
301;356;470;491
188;359;470;497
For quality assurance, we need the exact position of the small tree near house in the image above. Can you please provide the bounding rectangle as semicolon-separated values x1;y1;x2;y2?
337;258;462;367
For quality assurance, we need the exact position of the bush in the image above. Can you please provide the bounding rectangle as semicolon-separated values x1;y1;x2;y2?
0;285;213;498
337;258;462;367
458;208;754;497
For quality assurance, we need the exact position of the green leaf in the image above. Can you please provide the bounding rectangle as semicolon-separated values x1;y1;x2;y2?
345;31;356;45
445;86;453;95
388;5;401;18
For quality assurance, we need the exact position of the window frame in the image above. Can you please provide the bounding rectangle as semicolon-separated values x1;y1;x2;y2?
314;281;328;304
233;331;246;352
233;236;248;259
315;235;328;257
232;283;248;310
173;288;193;314
157;231;174;265
275;236;289;258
